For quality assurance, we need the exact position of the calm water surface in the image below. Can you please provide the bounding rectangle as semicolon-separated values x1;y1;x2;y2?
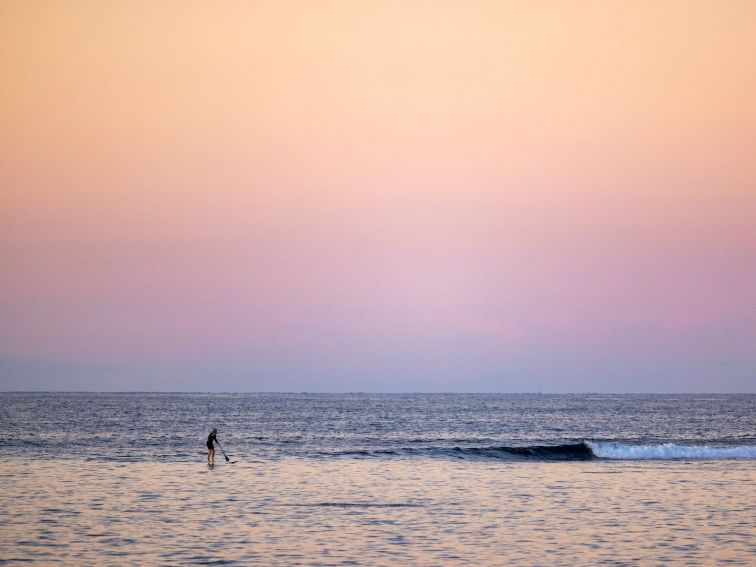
0;393;754;564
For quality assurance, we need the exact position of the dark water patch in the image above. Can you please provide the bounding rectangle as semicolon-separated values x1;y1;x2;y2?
329;449;399;457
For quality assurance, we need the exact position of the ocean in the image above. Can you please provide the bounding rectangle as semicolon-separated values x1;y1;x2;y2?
1;393;754;564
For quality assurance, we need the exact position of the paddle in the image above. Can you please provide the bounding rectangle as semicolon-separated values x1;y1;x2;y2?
216;440;232;463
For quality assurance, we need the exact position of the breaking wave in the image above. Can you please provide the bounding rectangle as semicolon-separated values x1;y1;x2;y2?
323;442;756;461
586;442;756;460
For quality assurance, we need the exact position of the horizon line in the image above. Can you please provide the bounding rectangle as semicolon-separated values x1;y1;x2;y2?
1;391;753;396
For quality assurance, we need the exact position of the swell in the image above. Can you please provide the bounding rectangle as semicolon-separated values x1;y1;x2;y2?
325;442;595;461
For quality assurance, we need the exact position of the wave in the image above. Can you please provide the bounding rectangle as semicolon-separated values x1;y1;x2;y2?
587;442;756;460
323;442;756;461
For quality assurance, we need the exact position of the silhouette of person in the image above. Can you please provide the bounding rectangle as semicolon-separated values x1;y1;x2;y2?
207;428;218;464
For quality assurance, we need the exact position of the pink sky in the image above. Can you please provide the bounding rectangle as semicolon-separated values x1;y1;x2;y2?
1;1;755;391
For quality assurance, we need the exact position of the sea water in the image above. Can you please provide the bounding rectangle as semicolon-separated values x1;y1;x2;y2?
1;393;754;564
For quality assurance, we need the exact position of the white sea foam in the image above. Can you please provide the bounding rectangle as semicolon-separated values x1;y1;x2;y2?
587;442;756;460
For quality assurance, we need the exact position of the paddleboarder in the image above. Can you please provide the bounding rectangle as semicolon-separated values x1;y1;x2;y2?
207;428;218;464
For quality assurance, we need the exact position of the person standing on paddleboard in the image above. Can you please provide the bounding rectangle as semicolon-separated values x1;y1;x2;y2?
207;428;218;464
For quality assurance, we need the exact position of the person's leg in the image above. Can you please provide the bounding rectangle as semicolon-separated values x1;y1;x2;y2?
208;447;212;463
210;447;215;463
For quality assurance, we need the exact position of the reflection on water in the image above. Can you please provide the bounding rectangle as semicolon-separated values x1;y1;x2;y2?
1;458;753;565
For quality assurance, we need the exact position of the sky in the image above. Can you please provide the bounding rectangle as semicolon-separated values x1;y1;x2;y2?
1;1;755;392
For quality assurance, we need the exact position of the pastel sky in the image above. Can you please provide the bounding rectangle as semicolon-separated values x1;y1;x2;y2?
1;1;754;392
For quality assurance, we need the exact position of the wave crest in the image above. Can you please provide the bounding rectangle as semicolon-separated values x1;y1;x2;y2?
587;442;756;460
